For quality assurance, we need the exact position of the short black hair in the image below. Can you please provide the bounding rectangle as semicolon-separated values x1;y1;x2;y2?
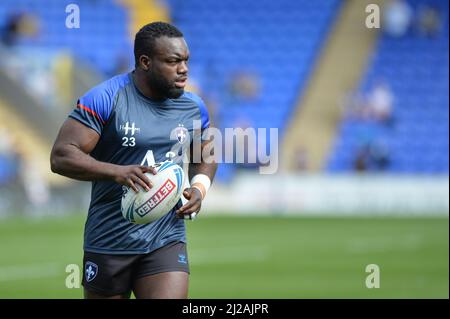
134;21;183;67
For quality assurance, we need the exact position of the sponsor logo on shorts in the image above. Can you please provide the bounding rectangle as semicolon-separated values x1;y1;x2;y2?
136;179;175;217
85;261;98;282
178;254;187;264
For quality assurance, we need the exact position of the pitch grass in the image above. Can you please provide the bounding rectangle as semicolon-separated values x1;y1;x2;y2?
0;214;447;298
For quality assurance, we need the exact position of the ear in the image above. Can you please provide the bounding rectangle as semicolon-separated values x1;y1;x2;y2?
139;55;151;71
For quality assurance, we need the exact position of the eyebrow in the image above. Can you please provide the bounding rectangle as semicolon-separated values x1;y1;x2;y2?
166;54;189;60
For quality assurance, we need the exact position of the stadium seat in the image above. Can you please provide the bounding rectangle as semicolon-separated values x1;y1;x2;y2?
327;0;449;174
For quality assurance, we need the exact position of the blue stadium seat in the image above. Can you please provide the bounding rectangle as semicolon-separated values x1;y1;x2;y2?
327;0;449;174
0;0;130;75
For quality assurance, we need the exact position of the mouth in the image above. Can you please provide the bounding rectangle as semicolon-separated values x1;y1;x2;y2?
174;77;187;88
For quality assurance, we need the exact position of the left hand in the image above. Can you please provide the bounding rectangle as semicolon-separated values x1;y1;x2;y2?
176;187;203;218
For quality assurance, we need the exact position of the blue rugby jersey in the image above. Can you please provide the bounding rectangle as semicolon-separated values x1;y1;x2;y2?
69;72;209;254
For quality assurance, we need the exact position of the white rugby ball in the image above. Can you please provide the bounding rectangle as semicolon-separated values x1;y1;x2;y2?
121;161;185;224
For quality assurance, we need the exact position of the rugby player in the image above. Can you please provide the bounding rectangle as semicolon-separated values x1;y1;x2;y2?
50;22;217;299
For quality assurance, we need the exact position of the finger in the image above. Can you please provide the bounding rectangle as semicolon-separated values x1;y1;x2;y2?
181;204;201;215
177;197;195;213
184;187;200;199
127;179;139;193
141;165;157;175
190;187;203;200
177;201;200;216
183;189;191;200
177;189;201;213
135;171;153;190
183;212;197;220
180;203;201;216
133;174;151;192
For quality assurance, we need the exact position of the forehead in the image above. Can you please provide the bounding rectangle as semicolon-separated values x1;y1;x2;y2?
153;36;189;57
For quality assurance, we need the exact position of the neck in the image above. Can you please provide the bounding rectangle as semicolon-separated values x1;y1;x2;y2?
132;69;165;101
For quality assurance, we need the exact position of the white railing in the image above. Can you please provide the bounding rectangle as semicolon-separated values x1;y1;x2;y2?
204;173;449;216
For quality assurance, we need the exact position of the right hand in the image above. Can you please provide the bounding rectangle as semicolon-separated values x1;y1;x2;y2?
113;165;157;193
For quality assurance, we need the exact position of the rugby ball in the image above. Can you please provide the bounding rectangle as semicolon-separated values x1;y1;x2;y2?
121;161;185;224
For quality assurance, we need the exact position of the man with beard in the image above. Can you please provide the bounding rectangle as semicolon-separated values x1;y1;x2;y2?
50;22;217;299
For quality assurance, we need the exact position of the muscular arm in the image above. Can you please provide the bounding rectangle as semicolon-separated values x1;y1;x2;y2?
188;160;217;184
50;118;154;192
176;137;218;217
188;132;218;182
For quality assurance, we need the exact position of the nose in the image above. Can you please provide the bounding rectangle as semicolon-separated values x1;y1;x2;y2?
178;61;188;75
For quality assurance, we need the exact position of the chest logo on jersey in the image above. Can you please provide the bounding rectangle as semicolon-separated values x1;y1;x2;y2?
175;124;189;144
120;122;140;147
120;122;140;136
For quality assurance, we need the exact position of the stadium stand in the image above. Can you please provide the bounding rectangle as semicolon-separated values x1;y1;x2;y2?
327;0;449;174
0;0;132;76
1;0;446;180
0;0;341;182
166;0;341;181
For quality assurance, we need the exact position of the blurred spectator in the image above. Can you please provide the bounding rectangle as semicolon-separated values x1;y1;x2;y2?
353;140;391;172
342;81;394;125
416;5;442;38
370;139;391;171
353;144;370;172
1;13;22;46
1;12;40;47
383;0;413;37
367;80;394;126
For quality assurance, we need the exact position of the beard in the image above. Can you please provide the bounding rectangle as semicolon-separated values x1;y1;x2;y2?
147;71;184;99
